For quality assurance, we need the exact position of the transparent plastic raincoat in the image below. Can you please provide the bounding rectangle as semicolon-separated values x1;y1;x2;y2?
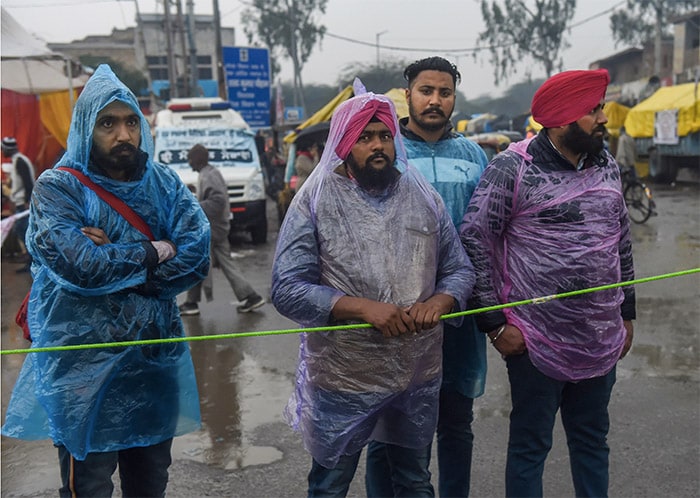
271;86;474;468
461;134;636;382
2;65;210;460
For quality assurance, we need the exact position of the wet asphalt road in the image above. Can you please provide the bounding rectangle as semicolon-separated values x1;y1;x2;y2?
1;182;699;498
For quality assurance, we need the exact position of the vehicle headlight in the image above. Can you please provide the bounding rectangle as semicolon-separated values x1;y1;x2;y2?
248;179;264;199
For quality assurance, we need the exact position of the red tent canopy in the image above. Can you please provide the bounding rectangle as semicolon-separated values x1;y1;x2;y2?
1;89;64;175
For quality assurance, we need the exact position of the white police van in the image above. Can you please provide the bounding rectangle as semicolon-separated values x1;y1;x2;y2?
153;97;267;244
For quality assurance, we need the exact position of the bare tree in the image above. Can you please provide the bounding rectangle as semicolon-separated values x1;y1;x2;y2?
477;0;576;85
610;0;697;75
241;0;328;114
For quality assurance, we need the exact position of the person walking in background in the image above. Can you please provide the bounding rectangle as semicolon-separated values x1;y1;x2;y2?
178;143;265;316
615;125;637;172
2;136;35;272
365;56;488;498
461;69;635;498
1;64;210;498
292;138;321;193
271;84;474;497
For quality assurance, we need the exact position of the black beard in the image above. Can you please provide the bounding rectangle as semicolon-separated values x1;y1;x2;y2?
346;151;399;192
91;143;140;176
561;122;606;156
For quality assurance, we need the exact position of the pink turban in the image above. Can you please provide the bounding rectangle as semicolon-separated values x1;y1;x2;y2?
531;69;610;128
334;99;397;160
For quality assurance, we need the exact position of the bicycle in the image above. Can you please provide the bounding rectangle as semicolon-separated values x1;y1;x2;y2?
621;165;657;224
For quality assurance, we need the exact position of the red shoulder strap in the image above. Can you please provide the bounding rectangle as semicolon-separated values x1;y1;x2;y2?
57;167;155;241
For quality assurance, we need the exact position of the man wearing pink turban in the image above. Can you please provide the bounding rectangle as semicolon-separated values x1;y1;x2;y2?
461;69;636;497
272;84;474;497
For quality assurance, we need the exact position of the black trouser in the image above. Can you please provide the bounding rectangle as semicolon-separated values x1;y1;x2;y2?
58;438;173;498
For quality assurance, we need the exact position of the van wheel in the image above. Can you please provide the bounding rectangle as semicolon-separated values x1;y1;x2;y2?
250;219;268;245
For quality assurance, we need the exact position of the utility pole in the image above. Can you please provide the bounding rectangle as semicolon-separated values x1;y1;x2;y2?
186;0;198;95
133;0;154;108
654;2;662;76
213;0;226;99
175;0;190;96
163;0;178;98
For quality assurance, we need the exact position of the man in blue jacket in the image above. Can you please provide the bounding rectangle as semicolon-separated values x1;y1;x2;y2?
366;57;488;498
2;65;210;498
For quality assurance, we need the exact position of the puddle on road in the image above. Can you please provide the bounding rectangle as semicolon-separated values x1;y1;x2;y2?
172;344;291;470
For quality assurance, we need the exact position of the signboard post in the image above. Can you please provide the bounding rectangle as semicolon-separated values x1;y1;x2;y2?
222;46;271;129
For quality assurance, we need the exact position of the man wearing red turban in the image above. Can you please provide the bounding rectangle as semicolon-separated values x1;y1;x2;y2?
461;69;636;497
531;69;610;128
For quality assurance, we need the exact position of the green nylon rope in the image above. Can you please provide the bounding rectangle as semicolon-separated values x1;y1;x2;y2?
2;267;698;356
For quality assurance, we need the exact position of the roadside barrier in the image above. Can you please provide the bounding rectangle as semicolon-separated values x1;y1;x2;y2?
2;267;698;356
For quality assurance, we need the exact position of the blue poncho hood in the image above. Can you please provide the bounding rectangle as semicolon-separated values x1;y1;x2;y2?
61;64;154;172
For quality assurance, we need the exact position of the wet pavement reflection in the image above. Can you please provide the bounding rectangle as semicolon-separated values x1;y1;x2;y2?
175;317;289;469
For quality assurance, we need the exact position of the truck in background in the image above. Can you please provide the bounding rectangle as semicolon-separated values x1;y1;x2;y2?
153;97;267;244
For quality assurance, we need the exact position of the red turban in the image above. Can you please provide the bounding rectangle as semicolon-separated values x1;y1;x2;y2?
531;69;610;128
334;99;396;160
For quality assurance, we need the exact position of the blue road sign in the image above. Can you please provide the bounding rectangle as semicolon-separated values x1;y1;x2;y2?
222;46;271;128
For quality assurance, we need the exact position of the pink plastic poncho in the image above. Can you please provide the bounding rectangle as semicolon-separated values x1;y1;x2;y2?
271;81;474;467
462;137;634;381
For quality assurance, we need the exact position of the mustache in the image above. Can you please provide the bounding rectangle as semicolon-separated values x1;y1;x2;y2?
110;143;139;155
422;107;446;117
367;152;392;164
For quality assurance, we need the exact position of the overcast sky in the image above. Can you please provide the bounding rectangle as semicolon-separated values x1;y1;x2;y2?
4;0;626;99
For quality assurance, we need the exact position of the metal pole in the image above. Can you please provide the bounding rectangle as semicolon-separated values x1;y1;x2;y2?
213;0;225;99
175;0;190;96
186;0;198;95
163;0;178;98
133;0;154;108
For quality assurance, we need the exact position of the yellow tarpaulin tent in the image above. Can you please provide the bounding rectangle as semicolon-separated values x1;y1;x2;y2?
624;83;700;138
284;86;409;144
603;101;630;137
527;115;543;134
383;87;409;120
39;89;78;148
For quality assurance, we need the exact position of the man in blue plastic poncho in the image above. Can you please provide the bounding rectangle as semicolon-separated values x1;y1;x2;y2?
2;65;210;498
461;69;635;498
271;81;475;498
366;56;489;498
